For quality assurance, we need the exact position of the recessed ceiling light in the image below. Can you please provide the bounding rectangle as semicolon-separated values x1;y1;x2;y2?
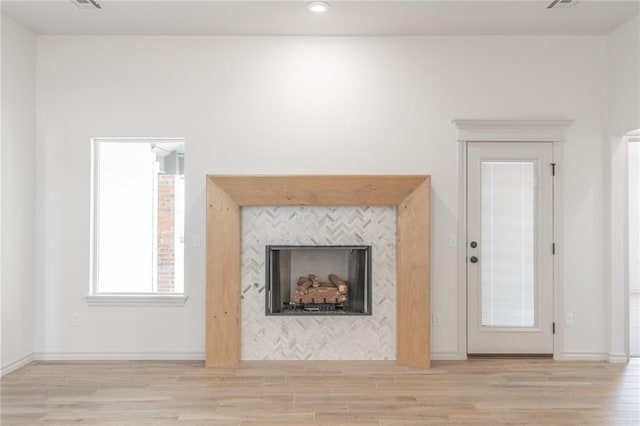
307;1;330;14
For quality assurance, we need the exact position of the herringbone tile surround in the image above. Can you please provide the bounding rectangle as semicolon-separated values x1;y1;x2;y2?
241;206;396;360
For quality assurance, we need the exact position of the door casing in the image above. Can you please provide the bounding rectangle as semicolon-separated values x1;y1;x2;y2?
452;120;570;361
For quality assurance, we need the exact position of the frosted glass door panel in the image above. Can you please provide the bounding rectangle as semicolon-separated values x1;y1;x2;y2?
481;162;535;327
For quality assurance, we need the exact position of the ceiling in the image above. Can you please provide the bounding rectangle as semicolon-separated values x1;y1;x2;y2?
1;0;638;36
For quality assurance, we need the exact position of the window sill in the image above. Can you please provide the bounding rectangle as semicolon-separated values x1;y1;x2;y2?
85;294;189;307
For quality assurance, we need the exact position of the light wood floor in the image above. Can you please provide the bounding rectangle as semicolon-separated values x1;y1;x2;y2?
1;358;639;425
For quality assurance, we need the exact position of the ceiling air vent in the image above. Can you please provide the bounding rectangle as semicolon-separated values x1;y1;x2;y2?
547;0;578;9
70;0;103;10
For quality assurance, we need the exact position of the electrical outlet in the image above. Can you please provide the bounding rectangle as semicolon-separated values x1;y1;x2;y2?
72;313;80;327
432;313;441;327
565;313;574;327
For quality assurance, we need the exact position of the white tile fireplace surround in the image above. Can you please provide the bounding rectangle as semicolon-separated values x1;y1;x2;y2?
241;206;396;360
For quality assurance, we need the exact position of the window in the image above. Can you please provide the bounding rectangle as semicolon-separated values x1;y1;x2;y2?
89;138;186;305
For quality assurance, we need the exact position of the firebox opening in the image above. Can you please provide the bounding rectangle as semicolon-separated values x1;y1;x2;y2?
266;245;372;316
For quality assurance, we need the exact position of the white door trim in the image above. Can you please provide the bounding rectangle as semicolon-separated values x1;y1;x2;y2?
609;131;640;363
453;120;573;142
452;119;572;360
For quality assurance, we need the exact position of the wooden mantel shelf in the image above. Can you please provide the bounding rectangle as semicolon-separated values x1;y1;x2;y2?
206;175;431;368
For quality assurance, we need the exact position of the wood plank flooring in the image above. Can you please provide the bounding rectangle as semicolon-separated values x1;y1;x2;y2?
1;358;638;425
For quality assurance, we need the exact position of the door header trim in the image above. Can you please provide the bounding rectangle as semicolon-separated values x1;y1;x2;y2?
452;120;572;142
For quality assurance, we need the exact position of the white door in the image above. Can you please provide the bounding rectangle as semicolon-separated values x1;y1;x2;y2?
467;142;554;354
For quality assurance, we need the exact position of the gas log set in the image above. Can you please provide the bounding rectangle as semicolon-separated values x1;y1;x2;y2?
266;245;371;316
294;273;349;304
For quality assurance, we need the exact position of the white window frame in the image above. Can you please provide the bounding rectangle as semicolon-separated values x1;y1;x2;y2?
86;137;188;307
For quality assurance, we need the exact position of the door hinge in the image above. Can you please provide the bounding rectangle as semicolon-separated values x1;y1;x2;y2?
551;162;556;176
552;243;556;255
552;322;556;334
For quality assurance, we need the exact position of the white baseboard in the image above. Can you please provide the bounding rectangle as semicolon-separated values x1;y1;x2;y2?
31;353;468;362
1;353;34;377
22;352;625;364
434;352;621;362
554;352;609;361
33;352;205;361
430;352;467;361
607;353;629;363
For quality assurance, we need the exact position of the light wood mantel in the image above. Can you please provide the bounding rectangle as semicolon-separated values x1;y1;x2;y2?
206;175;431;368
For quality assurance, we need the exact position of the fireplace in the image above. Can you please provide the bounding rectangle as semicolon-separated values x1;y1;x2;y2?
206;175;431;367
266;245;372;315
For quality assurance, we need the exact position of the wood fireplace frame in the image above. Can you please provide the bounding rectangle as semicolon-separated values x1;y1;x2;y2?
206;175;431;367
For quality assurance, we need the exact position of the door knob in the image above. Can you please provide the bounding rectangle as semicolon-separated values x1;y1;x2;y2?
469;256;479;263
470;241;478;248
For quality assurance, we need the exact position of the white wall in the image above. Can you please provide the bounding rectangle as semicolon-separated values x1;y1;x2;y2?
607;15;640;136
1;15;37;374
35;35;608;359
